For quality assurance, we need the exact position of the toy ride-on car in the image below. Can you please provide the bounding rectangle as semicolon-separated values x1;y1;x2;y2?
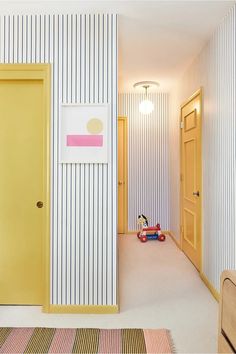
137;214;166;243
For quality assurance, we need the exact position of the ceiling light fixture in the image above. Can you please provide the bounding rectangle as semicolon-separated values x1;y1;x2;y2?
133;81;160;115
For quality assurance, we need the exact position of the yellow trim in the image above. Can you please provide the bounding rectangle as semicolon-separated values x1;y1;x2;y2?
42;64;51;312
0;63;49;71
117;116;128;311
167;231;182;250
47;305;119;314
180;87;203;272
118;116;128;234
180;88;202;109
0;64;51;311
200;272;220;302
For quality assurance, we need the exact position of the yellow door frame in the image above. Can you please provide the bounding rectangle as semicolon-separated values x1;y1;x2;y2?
0;64;51;311
180;87;202;272
118;116;128;234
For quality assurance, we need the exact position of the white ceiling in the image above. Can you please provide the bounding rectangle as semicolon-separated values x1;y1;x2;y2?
0;0;235;92
117;1;235;92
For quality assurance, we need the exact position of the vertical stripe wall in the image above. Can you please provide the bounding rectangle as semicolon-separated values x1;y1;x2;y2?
169;5;236;291
0;14;117;306
119;93;169;231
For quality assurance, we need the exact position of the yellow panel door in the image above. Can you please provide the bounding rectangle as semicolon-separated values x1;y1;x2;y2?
118;117;127;234
0;66;49;304
181;90;202;271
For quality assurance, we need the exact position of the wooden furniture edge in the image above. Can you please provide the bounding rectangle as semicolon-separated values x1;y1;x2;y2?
218;270;236;353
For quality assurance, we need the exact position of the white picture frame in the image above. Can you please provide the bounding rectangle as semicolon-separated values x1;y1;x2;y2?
59;104;110;163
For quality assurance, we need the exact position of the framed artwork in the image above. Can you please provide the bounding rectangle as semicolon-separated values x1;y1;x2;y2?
60;104;110;163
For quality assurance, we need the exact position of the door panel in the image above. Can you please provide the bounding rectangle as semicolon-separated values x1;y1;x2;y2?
184;138;196;202
118;118;127;234
181;91;202;270
0;67;49;305
184;110;197;132
183;208;196;248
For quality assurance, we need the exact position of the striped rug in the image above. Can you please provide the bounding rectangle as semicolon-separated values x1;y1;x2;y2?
0;328;174;353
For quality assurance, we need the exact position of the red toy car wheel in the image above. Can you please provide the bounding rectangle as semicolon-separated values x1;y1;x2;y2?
158;234;166;242
137;232;141;238
141;235;147;243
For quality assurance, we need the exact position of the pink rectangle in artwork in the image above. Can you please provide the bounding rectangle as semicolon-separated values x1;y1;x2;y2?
67;135;103;147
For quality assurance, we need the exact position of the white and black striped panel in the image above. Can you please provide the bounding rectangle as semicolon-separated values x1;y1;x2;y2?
0;14;117;306
169;5;236;292
202;5;236;291
118;93;169;231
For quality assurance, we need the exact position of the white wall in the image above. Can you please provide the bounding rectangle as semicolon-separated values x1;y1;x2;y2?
0;14;117;306
169;5;236;291
119;93;169;231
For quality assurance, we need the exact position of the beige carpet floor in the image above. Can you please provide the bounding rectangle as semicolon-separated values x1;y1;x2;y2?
0;235;218;353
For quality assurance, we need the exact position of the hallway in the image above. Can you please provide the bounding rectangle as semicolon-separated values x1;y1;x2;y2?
119;235;218;353
0;235;217;353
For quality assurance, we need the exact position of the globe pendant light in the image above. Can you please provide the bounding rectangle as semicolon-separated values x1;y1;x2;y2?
139;100;154;114
133;81;159;115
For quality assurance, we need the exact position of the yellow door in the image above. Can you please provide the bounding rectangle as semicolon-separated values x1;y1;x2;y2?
181;90;202;271
0;65;50;305
118;117;127;234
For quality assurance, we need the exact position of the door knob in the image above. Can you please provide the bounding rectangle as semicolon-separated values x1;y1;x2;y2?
118;181;123;185
36;201;44;208
193;191;200;197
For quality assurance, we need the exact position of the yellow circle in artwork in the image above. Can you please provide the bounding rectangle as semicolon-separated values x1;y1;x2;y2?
87;118;103;134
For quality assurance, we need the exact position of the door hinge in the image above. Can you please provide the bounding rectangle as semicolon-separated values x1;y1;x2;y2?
180;173;183;182
181;225;184;234
180;121;184;129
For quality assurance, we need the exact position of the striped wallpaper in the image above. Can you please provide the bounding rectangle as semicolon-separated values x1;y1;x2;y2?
169;5;236;291
0;14;117;306
119;93;169;231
